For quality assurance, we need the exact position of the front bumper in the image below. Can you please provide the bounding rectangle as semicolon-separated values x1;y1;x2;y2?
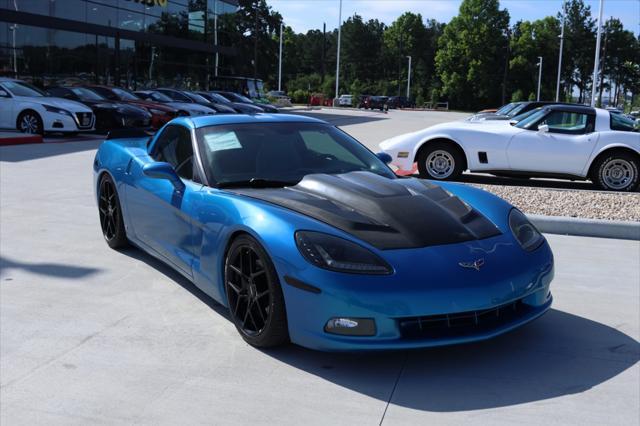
277;235;554;351
43;111;95;132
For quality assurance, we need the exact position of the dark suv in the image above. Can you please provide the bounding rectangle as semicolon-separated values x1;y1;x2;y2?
387;96;415;109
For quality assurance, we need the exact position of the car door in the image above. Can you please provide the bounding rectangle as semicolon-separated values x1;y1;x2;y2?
125;124;201;276
0;84;14;128
506;110;599;175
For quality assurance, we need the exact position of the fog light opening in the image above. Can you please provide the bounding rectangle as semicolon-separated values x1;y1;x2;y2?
324;317;376;336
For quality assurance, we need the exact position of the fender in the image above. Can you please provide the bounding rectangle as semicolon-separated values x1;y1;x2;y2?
583;142;640;176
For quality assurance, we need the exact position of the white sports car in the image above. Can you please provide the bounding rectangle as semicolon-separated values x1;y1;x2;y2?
380;104;640;191
0;78;95;135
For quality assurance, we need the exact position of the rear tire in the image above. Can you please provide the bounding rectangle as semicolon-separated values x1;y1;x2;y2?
591;151;640;192
98;174;129;249
417;142;465;181
224;235;289;348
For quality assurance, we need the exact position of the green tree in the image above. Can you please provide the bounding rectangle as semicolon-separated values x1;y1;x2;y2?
598;19;639;106
508;17;561;101
558;0;596;103
435;0;510;109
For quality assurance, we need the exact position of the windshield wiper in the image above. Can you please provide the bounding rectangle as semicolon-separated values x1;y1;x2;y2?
217;178;299;189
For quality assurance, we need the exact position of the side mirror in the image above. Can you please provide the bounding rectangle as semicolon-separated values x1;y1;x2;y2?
376;152;393;164
142;162;185;191
538;124;549;133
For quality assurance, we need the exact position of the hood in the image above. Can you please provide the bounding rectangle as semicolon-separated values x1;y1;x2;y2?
228;172;502;250
233;102;264;113
126;99;175;113
15;96;93;113
167;102;215;114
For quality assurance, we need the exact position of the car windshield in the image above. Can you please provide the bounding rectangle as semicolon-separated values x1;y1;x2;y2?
71;87;104;101
149;92;173;102
112;87;139;101
495;102;519;115
506;102;529;117
510;107;542;123
3;81;45;97
196;122;395;186
514;108;549;129
207;92;230;103
187;93;210;103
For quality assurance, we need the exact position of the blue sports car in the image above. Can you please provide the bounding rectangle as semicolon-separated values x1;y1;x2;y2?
93;114;554;351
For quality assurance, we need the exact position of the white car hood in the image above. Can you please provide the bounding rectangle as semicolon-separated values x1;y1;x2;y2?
13;95;93;113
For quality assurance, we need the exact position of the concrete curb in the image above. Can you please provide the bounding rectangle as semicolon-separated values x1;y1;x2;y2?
528;214;640;241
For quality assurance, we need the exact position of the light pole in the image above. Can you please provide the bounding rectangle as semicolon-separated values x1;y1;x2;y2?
556;2;565;102
536;56;543;101
214;0;218;77
334;0;342;102
406;56;412;98
591;0;604;106
278;22;283;91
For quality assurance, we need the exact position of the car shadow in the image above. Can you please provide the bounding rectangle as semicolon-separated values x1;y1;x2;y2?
0;139;103;163
0;256;102;279
261;309;639;411
118;246;639;412
292;110;389;126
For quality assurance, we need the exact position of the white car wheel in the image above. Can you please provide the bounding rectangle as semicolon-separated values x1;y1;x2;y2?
426;150;455;179
601;158;636;190
593;152;640;192
18;111;43;134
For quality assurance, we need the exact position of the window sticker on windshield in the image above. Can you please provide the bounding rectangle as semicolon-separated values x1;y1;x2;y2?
204;131;242;152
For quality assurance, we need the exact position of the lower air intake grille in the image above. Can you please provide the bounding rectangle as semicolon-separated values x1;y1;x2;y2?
398;298;533;339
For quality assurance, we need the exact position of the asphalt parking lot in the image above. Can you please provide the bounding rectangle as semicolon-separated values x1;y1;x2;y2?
1;110;639;425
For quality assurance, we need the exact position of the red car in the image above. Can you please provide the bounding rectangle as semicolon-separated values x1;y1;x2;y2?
84;85;179;129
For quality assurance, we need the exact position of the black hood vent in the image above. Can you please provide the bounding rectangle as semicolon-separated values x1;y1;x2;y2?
228;172;501;250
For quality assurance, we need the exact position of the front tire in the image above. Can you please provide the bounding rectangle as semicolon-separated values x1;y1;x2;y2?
17;110;44;135
417;142;464;180
224;235;288;348
592;152;640;192
98;174;129;249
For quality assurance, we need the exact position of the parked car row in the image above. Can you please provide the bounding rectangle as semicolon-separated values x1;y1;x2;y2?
0;77;280;135
336;94;417;110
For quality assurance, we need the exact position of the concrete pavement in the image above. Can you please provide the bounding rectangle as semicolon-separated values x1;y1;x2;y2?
1;113;638;425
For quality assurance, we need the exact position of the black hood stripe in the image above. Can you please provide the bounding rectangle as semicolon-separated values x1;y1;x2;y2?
228;172;501;250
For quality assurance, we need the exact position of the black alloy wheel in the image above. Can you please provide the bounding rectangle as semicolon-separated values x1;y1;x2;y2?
225;235;288;347
98;175;129;249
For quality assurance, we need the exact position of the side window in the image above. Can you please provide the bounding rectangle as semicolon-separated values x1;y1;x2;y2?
152;126;194;180
539;111;592;134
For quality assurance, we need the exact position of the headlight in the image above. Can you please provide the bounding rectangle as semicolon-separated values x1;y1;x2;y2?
509;209;544;251
43;104;73;116
295;231;392;275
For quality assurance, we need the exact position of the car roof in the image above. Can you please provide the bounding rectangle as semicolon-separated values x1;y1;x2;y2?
543;104;596;114
181;113;327;129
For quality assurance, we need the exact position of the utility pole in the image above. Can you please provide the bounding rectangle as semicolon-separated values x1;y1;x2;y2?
556;2;566;102
591;0;604;107
406;56;412;98
253;3;258;80
278;22;283;91
597;19;609;106
536;56;543;101
321;22;326;84
334;0;342;101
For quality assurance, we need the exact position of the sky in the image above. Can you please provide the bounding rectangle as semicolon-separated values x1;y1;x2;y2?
267;0;640;35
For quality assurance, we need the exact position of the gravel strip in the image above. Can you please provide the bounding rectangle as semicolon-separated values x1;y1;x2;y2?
472;184;640;222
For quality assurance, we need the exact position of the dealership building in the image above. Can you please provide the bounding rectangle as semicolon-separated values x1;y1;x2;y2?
0;0;238;89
